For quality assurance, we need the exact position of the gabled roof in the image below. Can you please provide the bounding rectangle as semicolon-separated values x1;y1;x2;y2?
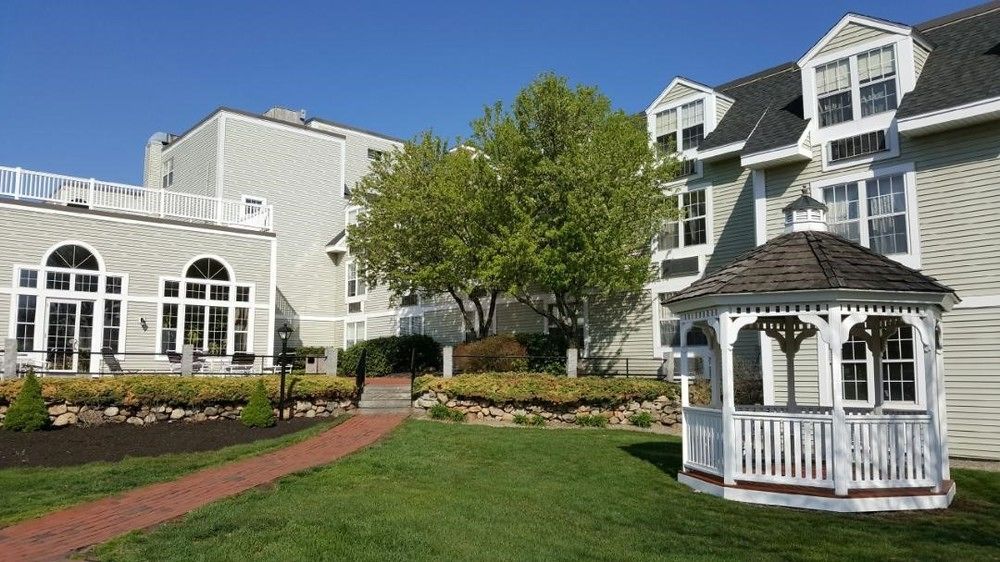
645;77;732;114
797;13;930;67
666;230;955;304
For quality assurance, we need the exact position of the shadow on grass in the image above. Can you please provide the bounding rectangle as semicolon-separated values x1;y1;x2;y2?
620;441;683;478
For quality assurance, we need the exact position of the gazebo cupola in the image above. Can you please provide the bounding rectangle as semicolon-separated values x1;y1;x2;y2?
783;185;828;233
666;213;960;512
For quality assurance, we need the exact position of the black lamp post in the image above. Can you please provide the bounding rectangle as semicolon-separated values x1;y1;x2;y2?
277;323;293;421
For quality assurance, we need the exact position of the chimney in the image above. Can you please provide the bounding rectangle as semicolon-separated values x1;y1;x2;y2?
783;185;828;233
263;107;306;124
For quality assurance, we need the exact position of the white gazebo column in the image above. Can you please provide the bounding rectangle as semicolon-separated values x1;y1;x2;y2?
718;314;737;486
909;313;947;491
827;308;850;496
679;320;691;470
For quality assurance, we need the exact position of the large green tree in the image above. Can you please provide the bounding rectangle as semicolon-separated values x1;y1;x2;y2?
471;73;679;344
349;132;505;339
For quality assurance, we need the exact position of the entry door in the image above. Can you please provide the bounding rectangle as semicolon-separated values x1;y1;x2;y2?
46;300;95;372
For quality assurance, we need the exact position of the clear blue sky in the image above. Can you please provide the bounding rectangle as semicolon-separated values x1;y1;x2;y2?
0;0;976;184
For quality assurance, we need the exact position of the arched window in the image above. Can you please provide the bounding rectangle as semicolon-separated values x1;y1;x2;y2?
46;244;100;270
185;258;230;281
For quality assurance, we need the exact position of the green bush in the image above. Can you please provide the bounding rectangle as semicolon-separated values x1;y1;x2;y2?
3;371;50;432
0;376;355;409
338;335;441;376
512;332;570;372
455;335;528;373
414;373;677;407
628;411;654;428
513;413;546;427
575;413;609;428
240;381;276;428
428;403;465;422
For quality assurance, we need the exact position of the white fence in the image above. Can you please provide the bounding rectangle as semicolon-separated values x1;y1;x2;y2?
732;410;834;487
0;166;272;231
684;407;724;476
846;413;934;488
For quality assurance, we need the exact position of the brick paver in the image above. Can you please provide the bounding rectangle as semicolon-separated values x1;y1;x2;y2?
0;414;405;561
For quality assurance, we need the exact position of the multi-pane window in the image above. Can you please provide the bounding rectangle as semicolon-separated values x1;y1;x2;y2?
236;286;251;302
347;261;366;298
882;326;916;402
345;321;365;348
164;280;180;298
186;282;206;300
658;190;708;250
367;148;386;162
400;293;420;307
161;303;179;354
654;108;677;152
866;174;908;255
103;300;122;353
18;269;37;288
828;130;888;163
162;158;174;188
234;308;249;353
210;285;229;301
15;295;37;351
105;276;123;294
680;100;704;150
399;315;423;336
842;336;869;401
821;173;909;255
858;46;897;117
183;306;205;349
75;274;99;292
207;306;228;354
46;271;70;290
822;183;861;243
816;59;853;127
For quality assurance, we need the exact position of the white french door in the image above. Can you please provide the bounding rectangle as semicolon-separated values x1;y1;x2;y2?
45;299;94;372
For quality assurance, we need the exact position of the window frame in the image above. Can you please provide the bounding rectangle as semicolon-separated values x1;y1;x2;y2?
812;163;920;269
156;273;256;357
162;157;174;189
839;325;924;409
344;320;366;348
652;184;713;264
345;258;367;301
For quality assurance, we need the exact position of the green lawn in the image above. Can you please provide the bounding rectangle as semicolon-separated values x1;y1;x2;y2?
0;418;342;527
94;421;1000;561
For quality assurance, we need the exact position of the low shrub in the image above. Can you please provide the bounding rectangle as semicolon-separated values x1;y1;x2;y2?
0;376;355;409
511;333;569;372
455;336;528;373
514;413;547;427
628;411;654;428
3;370;49;432
240;380;276;428
339;335;441;376
414;373;678;407
428;403;466;422
575;413;609;428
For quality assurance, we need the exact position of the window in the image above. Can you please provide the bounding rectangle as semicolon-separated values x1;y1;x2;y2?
654;108;677;152
346;208;360;227
18;269;37;288
680;100;704;150
210;285;229;301
162;158;174;188
164;280;180;298
206;306;228;354
858;46;897;117
840;326;917;404
184;306;205;349
348;302;363;314
866;174;908;255
15;295;37;351
658;190;707;250
75;274;99;292
841;336;869;401
236;286;251;302
46;244;99;270
234;308;249;353
816;59;853;127
161;303;179;353
346;321;365;348
661;257;701;279
186;282;206;300
105;276;123;294
186;258;229;281
347;261;366;298
829;130;888;163
821;173;909;256
367;149;386;162
103;300;122;353
400;293;420;307
399;315;423;336
46;271;70;290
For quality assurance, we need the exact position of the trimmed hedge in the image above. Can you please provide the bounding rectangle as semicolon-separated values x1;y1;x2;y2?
339;335;441;376
3;371;50;432
512;333;570;371
414;373;678;406
0;376;355;408
455;335;528;373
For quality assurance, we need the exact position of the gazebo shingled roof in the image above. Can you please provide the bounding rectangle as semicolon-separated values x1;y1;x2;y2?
665;230;955;304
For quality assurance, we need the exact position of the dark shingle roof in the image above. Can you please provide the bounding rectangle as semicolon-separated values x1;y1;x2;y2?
326;230;345;247
666;231;954;304
897;5;1000;118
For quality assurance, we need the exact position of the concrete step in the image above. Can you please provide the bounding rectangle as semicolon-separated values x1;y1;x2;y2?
359;399;412;409
361;391;411;400
357;407;411;415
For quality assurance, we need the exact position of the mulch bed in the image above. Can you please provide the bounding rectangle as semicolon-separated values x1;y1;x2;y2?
0;417;328;469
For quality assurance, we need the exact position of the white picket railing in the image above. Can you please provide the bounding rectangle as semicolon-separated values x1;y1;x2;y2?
683;406;724;476
846;413;934;488
732;409;835;487
0;166;272;231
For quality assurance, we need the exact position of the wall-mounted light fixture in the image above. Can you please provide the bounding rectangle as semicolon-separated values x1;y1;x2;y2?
140;318;148;331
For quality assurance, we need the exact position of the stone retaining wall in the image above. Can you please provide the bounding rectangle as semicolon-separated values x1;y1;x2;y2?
0;399;355;428
413;391;682;427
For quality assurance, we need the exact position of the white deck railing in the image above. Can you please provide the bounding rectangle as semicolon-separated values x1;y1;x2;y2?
0;166;273;231
684;406;935;490
684;407;724;476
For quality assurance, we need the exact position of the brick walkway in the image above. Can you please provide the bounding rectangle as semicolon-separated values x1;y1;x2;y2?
0;414;405;562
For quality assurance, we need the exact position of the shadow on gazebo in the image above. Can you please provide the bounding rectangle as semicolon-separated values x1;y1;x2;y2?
620;441;683;479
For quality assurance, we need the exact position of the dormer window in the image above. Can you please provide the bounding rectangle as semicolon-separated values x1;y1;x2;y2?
815;45;899;128
816;59;853;127
680;100;705;150
654;109;677;152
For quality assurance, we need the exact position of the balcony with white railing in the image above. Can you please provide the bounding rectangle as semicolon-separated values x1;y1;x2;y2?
0;166;273;232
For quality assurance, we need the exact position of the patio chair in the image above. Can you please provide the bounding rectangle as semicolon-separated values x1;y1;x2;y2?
101;347;139;375
167;351;205;374
224;353;257;374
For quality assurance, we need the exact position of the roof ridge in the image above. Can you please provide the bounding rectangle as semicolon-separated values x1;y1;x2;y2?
804;231;846;289
916;0;1000;31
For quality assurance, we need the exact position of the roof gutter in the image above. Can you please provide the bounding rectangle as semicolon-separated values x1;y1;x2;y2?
898;96;1000;137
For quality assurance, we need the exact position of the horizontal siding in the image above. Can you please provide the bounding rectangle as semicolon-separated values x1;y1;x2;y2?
942;305;1000;460
716;97;734;123
588;293;653;358
366;315;394;339
771;336;821;407
0;295;9;342
495;301;545;334
704;156;755;272
816;23;887;57
913;43;930;80
655;84;701;109
162;118;218;198
424;307;464;346
295;319;340;349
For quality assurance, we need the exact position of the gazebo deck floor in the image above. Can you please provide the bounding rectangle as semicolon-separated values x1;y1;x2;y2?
683;469;953;499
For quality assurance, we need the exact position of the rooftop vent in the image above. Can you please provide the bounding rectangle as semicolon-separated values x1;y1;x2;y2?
263;107;306;124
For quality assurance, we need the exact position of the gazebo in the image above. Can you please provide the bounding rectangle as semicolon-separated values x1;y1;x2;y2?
670;189;958;512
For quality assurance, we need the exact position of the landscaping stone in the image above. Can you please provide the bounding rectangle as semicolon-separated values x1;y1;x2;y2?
52;412;78;427
169;409;186;420
104;406;119;417
78;410;104;426
126;416;144;426
48;404;68;416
